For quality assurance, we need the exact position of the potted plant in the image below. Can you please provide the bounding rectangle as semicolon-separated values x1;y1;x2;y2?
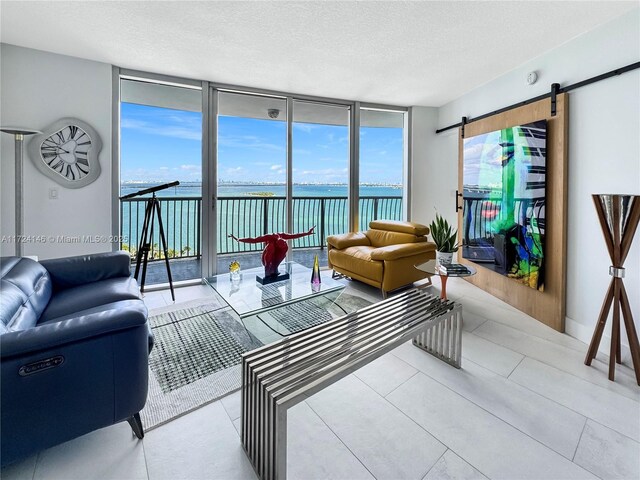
429;213;459;266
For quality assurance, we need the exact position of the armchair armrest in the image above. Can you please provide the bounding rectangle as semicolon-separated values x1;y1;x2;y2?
41;251;132;291
327;232;371;250
370;242;436;261
0;300;147;359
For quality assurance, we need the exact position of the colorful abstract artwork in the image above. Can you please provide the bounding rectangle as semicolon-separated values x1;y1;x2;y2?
462;120;547;291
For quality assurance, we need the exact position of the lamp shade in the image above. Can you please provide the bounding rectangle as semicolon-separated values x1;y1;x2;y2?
0;127;42;136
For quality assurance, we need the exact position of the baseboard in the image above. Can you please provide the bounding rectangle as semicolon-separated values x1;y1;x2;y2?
565;315;632;365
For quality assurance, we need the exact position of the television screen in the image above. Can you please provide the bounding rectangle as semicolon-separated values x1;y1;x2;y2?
462;120;547;291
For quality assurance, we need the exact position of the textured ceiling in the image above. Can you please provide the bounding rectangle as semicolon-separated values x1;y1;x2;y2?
1;1;637;106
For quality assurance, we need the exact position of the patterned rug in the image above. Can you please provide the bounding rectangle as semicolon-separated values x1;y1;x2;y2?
141;292;371;430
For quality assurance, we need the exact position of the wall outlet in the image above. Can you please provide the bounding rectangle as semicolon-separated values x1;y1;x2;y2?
49;188;58;200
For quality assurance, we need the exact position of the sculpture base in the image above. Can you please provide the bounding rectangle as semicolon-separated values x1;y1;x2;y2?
256;272;290;285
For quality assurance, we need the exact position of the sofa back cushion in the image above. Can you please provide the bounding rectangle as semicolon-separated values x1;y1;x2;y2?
366;229;426;248
0;257;52;332
369;220;429;237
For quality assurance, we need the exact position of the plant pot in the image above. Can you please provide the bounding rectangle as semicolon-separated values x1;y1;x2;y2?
436;251;454;266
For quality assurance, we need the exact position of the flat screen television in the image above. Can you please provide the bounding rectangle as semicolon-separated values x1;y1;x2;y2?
462;120;547;291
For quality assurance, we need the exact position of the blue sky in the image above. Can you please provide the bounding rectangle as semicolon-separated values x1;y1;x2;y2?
121;103;404;184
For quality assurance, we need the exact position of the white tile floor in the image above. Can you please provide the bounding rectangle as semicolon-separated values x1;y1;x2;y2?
3;277;639;480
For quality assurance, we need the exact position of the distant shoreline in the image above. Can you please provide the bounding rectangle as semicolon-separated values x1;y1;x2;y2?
120;181;402;188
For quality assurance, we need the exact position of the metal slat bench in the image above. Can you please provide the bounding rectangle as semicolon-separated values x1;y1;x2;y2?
241;288;462;480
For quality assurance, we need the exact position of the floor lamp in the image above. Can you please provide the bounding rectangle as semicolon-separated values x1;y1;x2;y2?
585;194;640;385
1;127;42;257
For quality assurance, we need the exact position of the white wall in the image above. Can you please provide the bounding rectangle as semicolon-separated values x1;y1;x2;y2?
1;44;113;259
412;9;640;357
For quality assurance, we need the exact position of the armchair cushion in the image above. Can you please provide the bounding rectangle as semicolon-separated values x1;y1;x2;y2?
328;246;383;282
369;220;430;236
0;257;52;333
41;251;132;292
370;242;436;261
38;277;141;323
366;229;427;248
1;300;147;358
327;232;370;250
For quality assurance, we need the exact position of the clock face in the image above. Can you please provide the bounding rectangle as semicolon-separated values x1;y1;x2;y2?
28;118;102;189
40;125;92;181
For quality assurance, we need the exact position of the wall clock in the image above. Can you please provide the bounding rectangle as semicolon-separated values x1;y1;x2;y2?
28;118;102;188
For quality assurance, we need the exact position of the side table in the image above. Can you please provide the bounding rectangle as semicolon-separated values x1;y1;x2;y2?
415;259;477;300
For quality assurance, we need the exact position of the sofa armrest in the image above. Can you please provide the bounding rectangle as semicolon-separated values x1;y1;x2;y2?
370;242;436;261
41;251;132;291
327;232;371;250
0;301;147;359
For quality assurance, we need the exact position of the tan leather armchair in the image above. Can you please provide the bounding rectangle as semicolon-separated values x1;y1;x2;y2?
327;220;435;297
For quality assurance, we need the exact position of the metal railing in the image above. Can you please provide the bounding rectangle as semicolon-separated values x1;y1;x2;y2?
120;195;402;259
462;190;545;246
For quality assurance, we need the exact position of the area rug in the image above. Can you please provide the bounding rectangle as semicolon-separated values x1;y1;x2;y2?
141;292;372;430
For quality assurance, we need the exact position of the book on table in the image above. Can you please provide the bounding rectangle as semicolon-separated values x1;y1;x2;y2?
439;263;471;275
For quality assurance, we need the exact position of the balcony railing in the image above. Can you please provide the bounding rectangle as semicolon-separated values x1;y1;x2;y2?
120;196;402;260
462;190;545;246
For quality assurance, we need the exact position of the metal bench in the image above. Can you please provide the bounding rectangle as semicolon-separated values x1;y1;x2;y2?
241;288;462;480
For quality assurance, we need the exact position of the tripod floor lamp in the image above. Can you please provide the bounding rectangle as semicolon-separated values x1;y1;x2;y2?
585;194;640;385
1;126;42;257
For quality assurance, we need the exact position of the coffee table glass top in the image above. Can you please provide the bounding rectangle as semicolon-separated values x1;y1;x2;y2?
204;262;346;318
415;259;477;277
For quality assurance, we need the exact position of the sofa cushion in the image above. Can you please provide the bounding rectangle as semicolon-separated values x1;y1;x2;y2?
366;229;425;248
39;277;141;323
329;246;383;282
0;257;52;332
327;232;370;250
369;220;429;236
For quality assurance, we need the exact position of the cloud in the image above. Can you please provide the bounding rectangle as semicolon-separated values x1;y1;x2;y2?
218;134;284;152
270;164;282;170
180;164;200;171
121;118;201;141
293;124;319;133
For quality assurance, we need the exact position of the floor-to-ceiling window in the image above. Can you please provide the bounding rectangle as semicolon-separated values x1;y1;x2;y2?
216;91;287;272
359;108;407;230
119;78;203;284
292;101;350;267
117;72;410;280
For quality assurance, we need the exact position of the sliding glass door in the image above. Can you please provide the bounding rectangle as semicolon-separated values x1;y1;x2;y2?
359;108;407;230
216;91;287;272
292;101;350;267
119;78;203;284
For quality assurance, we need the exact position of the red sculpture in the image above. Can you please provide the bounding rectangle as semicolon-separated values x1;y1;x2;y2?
228;227;315;278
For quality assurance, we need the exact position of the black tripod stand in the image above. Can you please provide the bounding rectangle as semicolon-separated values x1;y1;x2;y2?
121;181;180;302
133;192;175;301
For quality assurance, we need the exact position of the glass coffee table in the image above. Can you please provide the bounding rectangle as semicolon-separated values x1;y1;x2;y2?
205;262;346;343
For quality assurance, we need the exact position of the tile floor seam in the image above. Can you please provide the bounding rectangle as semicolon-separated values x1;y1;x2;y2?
309;374;453;477
420;448;448;480
466;316;489;333
505;363;638;443
571;417;589;462
585;417;640;445
302;400;378;480
474;322;640;403
506;355;527;378
462;303;592;356
31;452;40;480
467;324;525;360
399;368;590;463
140;437;151;480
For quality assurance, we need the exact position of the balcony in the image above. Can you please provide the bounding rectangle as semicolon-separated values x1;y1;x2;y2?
120;195;402;284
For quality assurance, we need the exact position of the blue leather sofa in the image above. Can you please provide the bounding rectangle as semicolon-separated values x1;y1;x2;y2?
0;251;152;466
